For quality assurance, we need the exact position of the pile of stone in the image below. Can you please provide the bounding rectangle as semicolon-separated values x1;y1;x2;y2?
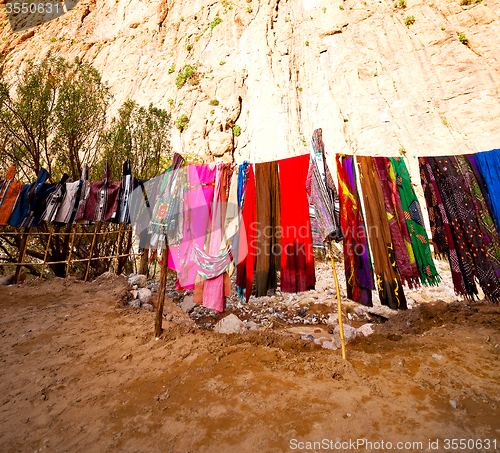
127;274;154;312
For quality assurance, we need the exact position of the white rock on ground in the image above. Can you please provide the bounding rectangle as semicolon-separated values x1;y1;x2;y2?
128;274;147;288
357;324;374;337
138;288;152;304
214;314;248;335
180;295;196;313
333;324;360;348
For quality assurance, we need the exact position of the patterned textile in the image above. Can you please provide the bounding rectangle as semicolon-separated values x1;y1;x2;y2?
455;155;500;269
306;129;343;246
40;174;70;223
390;157;441;287
73;166;91;224
254;161;281;296
130;174;164;249
117;160;133;224
428;156;500;302
373;157;420;288
236;165;257;301
83;163;121;222
149;153;186;247
474;149;500;230
9;168;50;227
23;182;57;228
202;163;233;312
358;156;407;310
336;155;373;306
168;164;216;290
279;154;315;293
0;166;22;225
194;245;233;280
418;158;449;258
237;161;250;207
419;157;467;296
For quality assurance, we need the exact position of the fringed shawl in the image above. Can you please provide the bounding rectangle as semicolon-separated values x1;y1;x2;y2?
254;161;281;296
358;157;407;310
336;155;373;306
373;157;420;289
390;157;441;287
428;156;500;302
306;129;343;245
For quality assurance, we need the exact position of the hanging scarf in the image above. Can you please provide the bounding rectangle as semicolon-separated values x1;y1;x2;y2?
306;129;343;246
40;174;70;224
117;159;133;224
358;156;407;310
390;157;441;287
429;156;500;302
170;164;216;290
474;149;500;230
149;153;186;247
237;161;250;207
373;157;419;288
0;166;22;226
254;161;281;296
69;165;91;225
419;157;468;297
454;155;500;270
336;155;373;306
418;158;449;258
9;168;50;227
279;154;316;293
236;165;257;301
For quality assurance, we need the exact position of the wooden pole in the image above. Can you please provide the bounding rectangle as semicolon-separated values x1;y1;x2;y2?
115;223;123;273
138;248;149;275
329;242;347;360
84;221;101;282
39;224;54;280
14;227;31;284
154;243;170;338
65;225;78;281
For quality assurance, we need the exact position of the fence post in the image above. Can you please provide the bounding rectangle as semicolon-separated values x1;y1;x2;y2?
14;227;31;284
154;243;169;338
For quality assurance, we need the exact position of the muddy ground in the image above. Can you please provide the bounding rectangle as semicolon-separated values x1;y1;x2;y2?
1;273;500;453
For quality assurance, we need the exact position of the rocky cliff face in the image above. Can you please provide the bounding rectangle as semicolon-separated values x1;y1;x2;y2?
1;0;499;170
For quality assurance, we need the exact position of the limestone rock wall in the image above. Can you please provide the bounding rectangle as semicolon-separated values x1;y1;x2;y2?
1;0;499;170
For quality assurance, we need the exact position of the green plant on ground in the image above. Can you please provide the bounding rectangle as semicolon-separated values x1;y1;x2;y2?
176;114;189;132
459;32;468;44
343;118;349;122
175;64;198;88
305;40;309;46
247;6;252;12
186;44;193;51
405;15;415;26
210;17;222;31
168;64;175;74
460;0;472;5
399;146;406;154
210;109;215;114
219;60;226;65
441;115;448;126
233;125;241;136
339;5;344;9
209;99;219;106
441;26;445;30
50;37;56;42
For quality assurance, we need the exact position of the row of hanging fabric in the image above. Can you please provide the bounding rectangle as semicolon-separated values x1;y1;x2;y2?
2;129;500;312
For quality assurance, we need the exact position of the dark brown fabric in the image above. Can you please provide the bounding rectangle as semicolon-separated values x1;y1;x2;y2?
357;156;407;310
254;161;281;296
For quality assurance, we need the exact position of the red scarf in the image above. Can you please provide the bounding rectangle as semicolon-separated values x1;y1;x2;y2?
279;154;315;292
